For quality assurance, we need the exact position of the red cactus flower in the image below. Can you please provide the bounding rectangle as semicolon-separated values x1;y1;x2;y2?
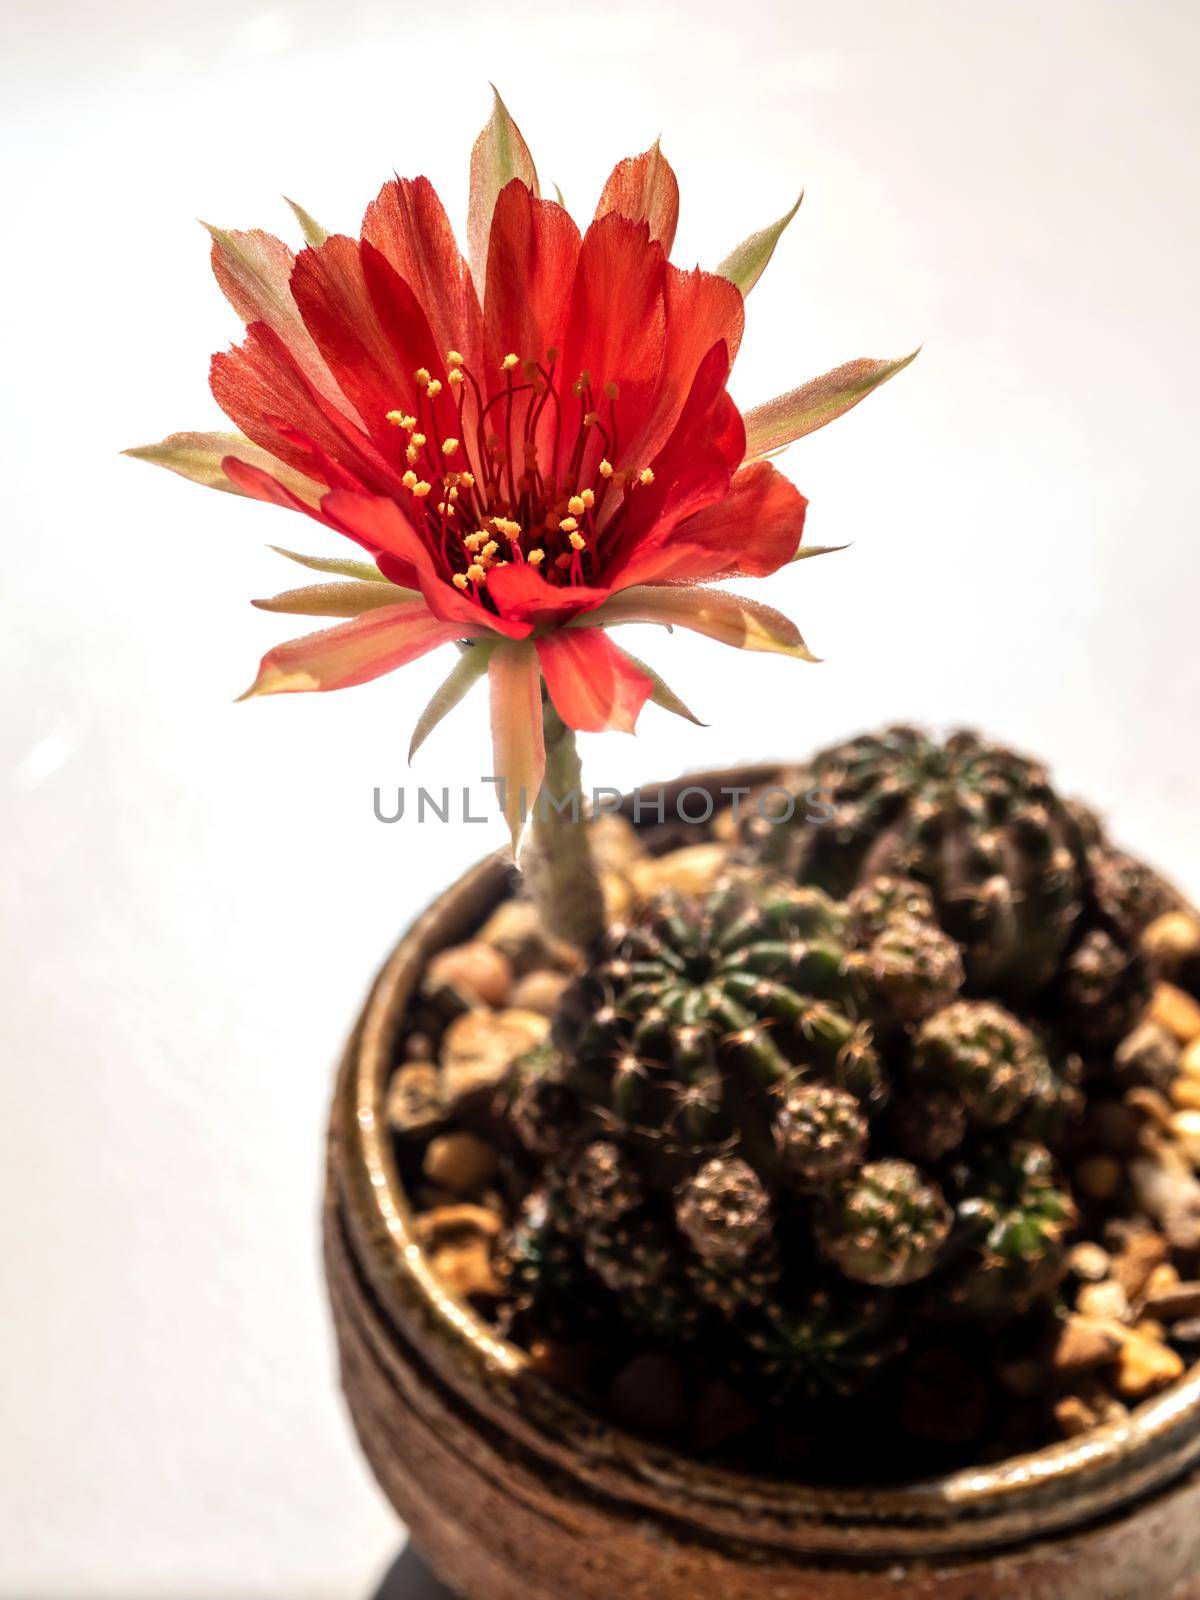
129;92;912;843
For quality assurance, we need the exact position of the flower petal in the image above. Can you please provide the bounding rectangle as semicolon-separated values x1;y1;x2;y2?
594;143;680;256
467;87;539;296
210;321;401;494
251;579;419;617
535;628;654;734
409;642;494;762
744;351;919;459
239;602;467;697
487;640;545;852
362;175;484;376
285;199;329;248
484;180;580;386
485;561;612;625
268;545;388;582
124;431;323;507
617;460;808;586
583;584;818;660
717;194;802;296
206;225;349;416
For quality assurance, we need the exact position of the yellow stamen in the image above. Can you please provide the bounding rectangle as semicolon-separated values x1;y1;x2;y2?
412;480;432;498
385;409;408;427
452;573;469;590
598;459;614;478
639;467;655;486
402;470;418;489
466;562;486;583
559;516;578;534
580;488;595;508
448;486;459;501
502;352;519;371
568;531;586;551
567;495;586;516
414;366;431;386
448;368;465;386
442;437;459;456
460;471;475;489
482;540;499;560
411;432;427;448
406;444;419;465
527;549;546;567
447;350;464;367
426;379;443;398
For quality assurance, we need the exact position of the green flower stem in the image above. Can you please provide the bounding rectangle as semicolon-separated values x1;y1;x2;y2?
521;702;606;950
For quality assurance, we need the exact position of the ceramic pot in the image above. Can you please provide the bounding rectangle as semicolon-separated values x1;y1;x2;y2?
324;769;1200;1600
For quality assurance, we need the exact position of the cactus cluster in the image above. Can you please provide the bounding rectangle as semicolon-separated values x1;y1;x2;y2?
492;725;1179;1414
500;870;1080;1399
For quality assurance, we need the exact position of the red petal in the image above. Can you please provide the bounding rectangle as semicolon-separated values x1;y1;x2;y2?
594;145;680;256
535;629;654;734
485;561;612;624
622;262;745;470
241;601;467;696
210;321;402;495
208;227;349;417
616;460;807;587
362;176;485;375
556;213;667;485
321;489;532;638
484;180;580;376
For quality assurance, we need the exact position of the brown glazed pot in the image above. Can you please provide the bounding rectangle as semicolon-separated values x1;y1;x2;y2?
325;768;1200;1600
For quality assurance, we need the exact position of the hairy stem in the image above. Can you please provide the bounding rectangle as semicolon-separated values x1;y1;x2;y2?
521;702;606;950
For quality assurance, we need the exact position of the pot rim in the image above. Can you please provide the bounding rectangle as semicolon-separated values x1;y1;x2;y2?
336;763;1200;1557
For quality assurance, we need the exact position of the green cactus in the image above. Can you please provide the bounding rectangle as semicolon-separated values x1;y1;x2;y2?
501;1191;593;1338
774;1082;869;1184
942;1140;1078;1318
742;726;1090;999
910;1000;1044;1128
738;1288;908;1399
815;1159;953;1287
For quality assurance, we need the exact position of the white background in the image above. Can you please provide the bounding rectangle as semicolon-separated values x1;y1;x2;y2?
2;1;1198;1594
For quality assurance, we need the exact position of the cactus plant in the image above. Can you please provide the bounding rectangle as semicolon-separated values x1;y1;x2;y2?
496;872;1080;1399
741;726;1091;999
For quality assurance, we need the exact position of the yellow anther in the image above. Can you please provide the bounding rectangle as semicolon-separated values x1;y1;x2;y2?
639;467;655;486
447;350;464;367
583;410;598;427
426;379;443;398
580;488;595;508
412;480;432;498
460;471;475;489
406;444;419;465
442;437;459;456
447;368;465;386
402;470;418;489
414;366;431;386
567;495;586;516
604;380;620;401
448;486;460;501
502;352;519;371
411;432;427;448
568;531;586;551
466;562;486;583
559;516;578;534
452;573;469;590
385;409;407;427
527;548;546;567
482;540;499;560
598;459;614;478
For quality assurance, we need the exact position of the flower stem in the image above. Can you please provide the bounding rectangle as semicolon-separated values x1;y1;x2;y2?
520;702;606;950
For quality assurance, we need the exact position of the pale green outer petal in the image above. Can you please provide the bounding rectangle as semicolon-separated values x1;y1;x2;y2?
124;432;324;506
584;586;818;661
743;351;919;460
408;642;495;762
717;193;803;295
487;640;545;854
268;546;388;582
251;580;421;617
285;197;329;247
613;645;705;725
467;86;539;294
